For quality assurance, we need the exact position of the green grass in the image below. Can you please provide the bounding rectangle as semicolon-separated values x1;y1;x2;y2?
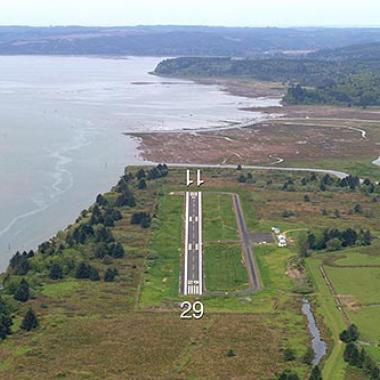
203;193;239;242
332;244;380;267
204;243;248;292
140;194;183;307
325;266;380;305
367;346;380;363
201;289;278;313
348;307;380;343
41;280;81;299
255;245;294;292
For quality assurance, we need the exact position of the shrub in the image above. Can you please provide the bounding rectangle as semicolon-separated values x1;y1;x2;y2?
226;349;236;357
283;348;296;361
131;212;151;228
326;238;342;252
282;210;295;218
104;268;118;282
94;242;109;259
277;370;299;380
302;347;315;365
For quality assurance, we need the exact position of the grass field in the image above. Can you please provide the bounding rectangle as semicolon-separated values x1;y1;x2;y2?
204;243;248;292
203;193;239;242
139;193;183;308
255;245;294;292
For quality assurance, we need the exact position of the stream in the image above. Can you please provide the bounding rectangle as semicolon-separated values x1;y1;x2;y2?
302;298;327;366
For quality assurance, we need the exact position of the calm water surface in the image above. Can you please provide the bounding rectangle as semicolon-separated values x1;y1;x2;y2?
0;56;279;270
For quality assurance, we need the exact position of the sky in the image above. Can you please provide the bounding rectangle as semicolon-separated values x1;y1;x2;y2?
1;0;380;27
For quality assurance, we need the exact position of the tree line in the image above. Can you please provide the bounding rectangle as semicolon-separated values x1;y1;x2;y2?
0;164;168;340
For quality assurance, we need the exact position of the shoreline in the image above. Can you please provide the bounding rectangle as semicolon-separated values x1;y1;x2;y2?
3;67;379;274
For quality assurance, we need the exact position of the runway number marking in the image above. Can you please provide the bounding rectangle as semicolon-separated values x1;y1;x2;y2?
180;301;204;320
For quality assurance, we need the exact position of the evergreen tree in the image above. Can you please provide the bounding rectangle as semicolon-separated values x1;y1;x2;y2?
310;173;317;181
278;370;299;380
49;263;64;280
344;342;360;366
136;169;146;179
90;205;104;225
103;214;115;227
96;194;108;207
115;191;136;208
21;308;39;331
26;250;35;258
110;242;125;259
309;366;322;380
9;251;30;275
75;262;91;279
0;298;13;339
94;225;114;243
89;267;100;281
111;209;122;221
141;215;152;228
138;179;147;190
362;230;372;245
14;279;30;302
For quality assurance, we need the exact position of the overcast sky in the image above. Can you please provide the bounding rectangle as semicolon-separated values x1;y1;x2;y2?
1;0;380;27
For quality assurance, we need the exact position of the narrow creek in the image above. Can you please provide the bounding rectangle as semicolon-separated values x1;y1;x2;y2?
302;298;327;366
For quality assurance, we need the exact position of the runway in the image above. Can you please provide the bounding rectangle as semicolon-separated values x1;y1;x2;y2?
184;191;203;295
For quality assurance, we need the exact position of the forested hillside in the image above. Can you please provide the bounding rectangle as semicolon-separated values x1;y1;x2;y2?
155;49;380;107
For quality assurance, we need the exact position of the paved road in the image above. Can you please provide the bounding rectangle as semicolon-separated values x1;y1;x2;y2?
184;192;203;295
140;162;351;180
232;193;261;291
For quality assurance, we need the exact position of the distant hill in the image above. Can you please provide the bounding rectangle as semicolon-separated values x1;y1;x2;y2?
310;41;380;61
1;26;380;56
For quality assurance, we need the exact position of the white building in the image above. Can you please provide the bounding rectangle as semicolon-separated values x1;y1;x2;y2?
278;234;287;248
